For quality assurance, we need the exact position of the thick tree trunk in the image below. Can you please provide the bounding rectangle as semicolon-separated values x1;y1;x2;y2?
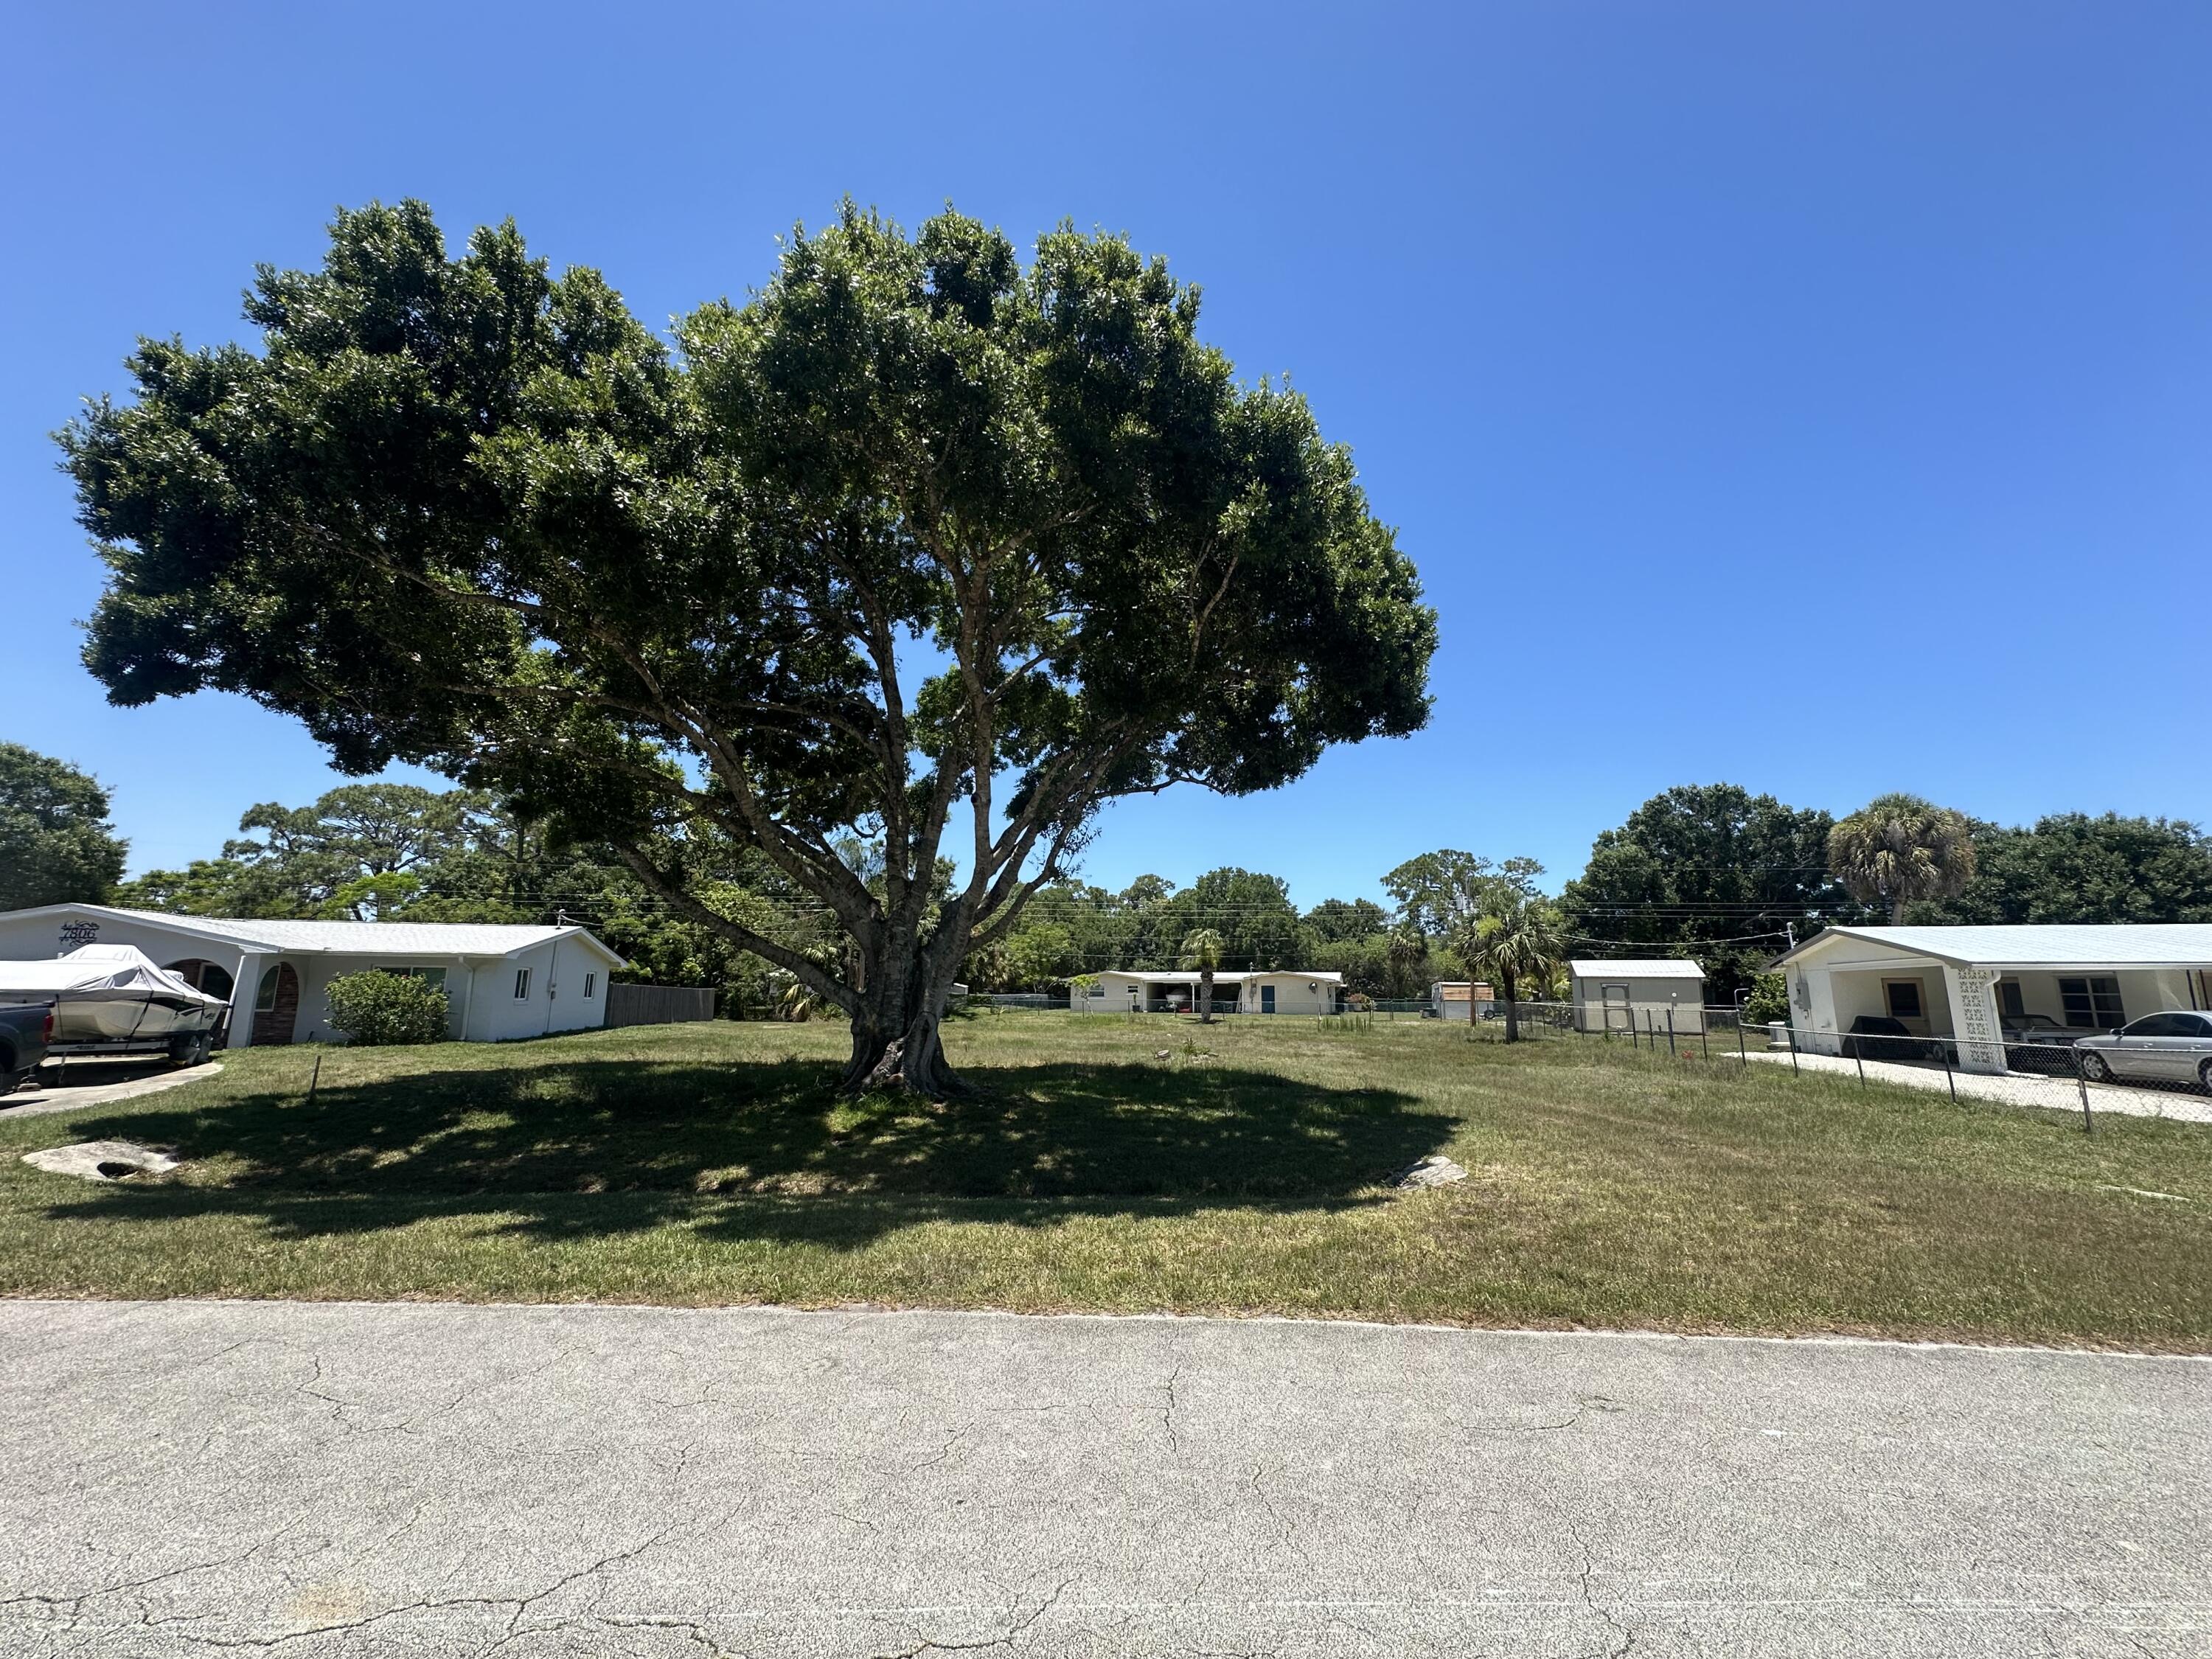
838;928;971;1097
1502;970;1520;1043
1200;968;1214;1023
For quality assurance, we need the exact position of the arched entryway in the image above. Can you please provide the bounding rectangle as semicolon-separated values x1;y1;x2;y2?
164;959;236;1002
251;963;300;1046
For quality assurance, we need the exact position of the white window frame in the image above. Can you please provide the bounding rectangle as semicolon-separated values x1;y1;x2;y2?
513;967;532;1001
583;972;597;1000
1882;978;1925;1021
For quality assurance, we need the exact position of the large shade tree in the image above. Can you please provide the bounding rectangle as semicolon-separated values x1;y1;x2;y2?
1903;813;2212;925
0;744;128;911
1557;782;1861;995
62;201;1435;1094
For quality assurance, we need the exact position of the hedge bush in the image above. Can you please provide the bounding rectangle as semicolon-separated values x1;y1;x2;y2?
1741;971;1790;1026
324;969;451;1046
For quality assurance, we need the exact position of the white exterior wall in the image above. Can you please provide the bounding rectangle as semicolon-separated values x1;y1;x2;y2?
1069;972;1145;1013
1241;974;1338;1016
1994;968;2188;1032
1069;975;1127;1012
1066;971;1340;1015
1823;965;1952;1037
0;909;223;970
0;909;613;1046
465;940;611;1041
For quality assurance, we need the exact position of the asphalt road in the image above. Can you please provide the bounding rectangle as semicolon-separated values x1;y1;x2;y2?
1;1301;2207;1657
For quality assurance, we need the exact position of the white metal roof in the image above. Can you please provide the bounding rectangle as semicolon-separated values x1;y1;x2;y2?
1775;923;2212;970
1568;959;1705;979
0;904;624;964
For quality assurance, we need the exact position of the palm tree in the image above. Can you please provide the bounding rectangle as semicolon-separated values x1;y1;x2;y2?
1180;927;1227;1022
772;972;821;1023
1455;894;1566;1043
1385;928;1430;1001
1828;793;1976;924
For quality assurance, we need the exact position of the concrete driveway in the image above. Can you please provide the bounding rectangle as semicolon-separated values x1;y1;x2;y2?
1744;1047;2212;1125
0;1061;223;1121
0;1301;2206;1657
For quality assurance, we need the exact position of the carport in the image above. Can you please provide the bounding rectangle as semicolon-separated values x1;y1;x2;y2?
1770;923;2212;1075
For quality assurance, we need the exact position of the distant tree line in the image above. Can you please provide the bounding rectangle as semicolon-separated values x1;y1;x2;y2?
8;743;2211;1007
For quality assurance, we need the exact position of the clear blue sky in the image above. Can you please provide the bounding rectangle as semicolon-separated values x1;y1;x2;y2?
4;1;2206;905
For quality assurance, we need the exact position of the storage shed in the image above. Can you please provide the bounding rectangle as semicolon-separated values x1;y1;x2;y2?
0;904;626;1048
1426;981;1495;1022
1569;959;1707;1034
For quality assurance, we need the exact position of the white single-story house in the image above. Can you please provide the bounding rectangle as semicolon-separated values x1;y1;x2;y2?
0;904;626;1048
1071;970;1346;1016
1770;924;2212;1074
1426;981;1495;1022
1569;959;1708;1034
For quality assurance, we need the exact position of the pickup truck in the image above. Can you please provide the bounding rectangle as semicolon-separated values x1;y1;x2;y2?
0;1002;55;1096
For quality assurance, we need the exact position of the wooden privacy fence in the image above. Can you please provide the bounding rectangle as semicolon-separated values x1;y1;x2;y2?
604;983;717;1029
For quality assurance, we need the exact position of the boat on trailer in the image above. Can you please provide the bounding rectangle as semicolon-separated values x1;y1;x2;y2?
0;945;229;1066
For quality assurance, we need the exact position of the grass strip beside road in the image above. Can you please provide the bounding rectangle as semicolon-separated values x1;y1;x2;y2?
1;1012;2208;1349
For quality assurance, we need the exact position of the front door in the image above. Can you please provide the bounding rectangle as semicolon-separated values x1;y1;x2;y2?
1260;984;1276;1014
251;963;300;1046
1602;984;1630;1032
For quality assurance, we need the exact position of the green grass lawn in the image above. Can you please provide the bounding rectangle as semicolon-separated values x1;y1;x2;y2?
3;1010;2208;1348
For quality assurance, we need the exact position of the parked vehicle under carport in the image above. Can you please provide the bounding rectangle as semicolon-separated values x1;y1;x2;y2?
2001;1014;2084;1077
1840;1015;1944;1064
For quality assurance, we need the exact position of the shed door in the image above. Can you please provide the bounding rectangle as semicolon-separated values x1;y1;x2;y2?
1601;983;1631;1032
1260;984;1276;1014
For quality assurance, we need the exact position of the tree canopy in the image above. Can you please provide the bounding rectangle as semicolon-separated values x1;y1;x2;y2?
1828;793;1976;925
63;200;1436;1091
1558;783;1860;994
1383;850;1545;942
1905;813;2212;925
0;744;128;911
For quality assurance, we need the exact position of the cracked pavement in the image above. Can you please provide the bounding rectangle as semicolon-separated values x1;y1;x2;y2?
1;1302;2207;1655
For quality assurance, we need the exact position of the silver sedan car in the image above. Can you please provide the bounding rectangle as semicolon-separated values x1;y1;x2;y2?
2075;1011;2212;1088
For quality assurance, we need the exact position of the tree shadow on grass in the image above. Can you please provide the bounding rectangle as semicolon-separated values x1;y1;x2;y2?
36;1055;1447;1249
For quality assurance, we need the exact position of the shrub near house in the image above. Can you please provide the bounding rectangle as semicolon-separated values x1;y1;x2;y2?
324;970;450;1047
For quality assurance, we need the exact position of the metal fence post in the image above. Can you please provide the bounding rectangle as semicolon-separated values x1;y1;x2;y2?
1665;1004;1677;1058
1941;1040;1956;1104
1854;1041;1866;1086
1787;1021;1799;1075
1698;1014;1709;1062
2073;1046;2093;1135
1736;1015;1747;1071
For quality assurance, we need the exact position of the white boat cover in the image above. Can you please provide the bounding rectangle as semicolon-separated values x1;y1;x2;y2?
0;945;229;1009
